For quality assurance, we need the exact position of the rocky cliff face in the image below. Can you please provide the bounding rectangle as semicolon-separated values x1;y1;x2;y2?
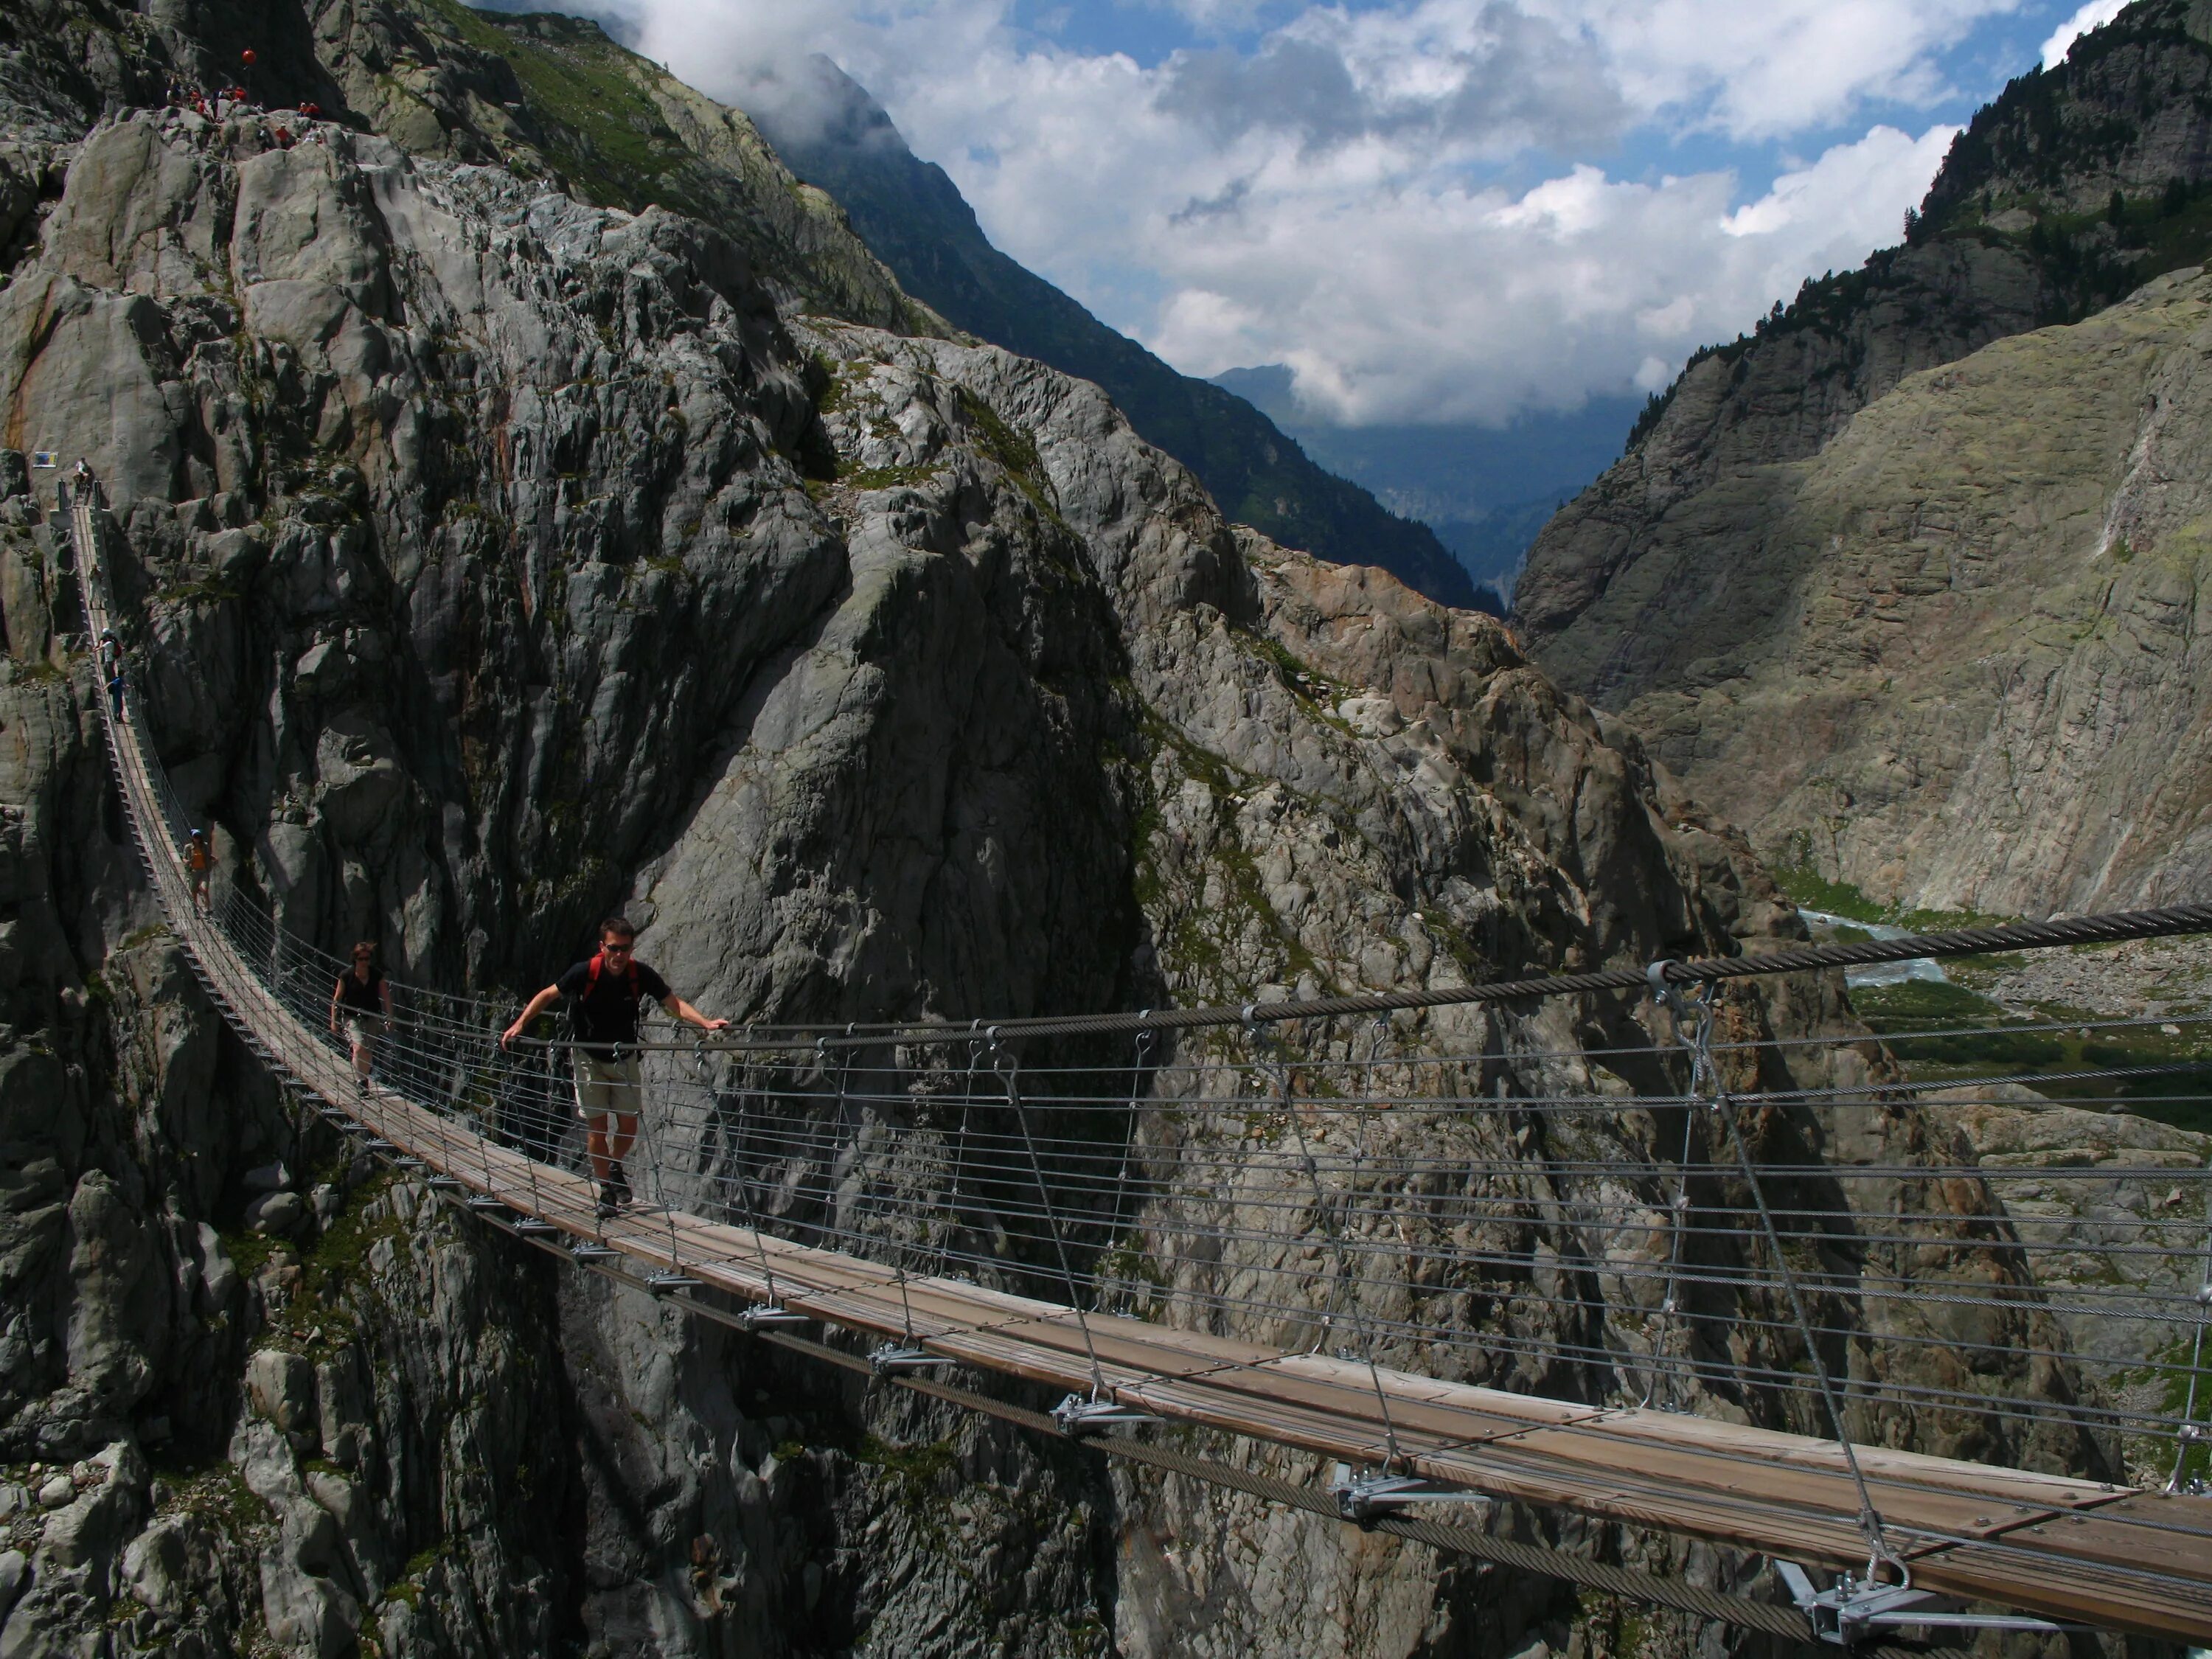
0;10;2140;1659
1518;266;2212;917
1514;0;2212;912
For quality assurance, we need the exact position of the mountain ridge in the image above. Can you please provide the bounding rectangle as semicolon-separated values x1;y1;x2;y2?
745;54;1489;612
1514;0;2212;911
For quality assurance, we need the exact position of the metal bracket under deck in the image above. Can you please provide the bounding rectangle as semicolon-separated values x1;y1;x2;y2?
1329;1471;1493;1526
869;1343;955;1376
1774;1561;2084;1646
1051;1393;1164;1436
737;1305;811;1331
644;1270;704;1295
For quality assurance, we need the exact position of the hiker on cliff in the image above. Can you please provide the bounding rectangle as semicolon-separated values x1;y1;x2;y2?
501;918;728;1218
184;829;212;914
330;942;391;1091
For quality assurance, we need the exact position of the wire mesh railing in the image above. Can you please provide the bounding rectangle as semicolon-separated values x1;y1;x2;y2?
59;476;2212;1632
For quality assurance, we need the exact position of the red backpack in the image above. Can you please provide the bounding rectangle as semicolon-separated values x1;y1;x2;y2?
584;951;639;999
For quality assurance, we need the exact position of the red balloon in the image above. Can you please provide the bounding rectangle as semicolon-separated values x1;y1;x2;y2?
241;49;257;66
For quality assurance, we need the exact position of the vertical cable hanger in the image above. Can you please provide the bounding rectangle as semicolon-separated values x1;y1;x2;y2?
2171;1147;2212;1495
1088;1018;1156;1318
1642;965;1704;1411
859;1026;950;1377
1666;975;1904;1589
983;1030;1152;1432
1250;1012;1419;1509
691;1040;804;1327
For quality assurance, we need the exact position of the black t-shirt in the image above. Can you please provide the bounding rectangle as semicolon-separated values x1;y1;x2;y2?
557;955;672;1050
335;967;384;1014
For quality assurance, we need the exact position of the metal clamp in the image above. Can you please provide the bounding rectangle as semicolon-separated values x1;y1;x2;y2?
1774;1561;2081;1646
868;1343;953;1376
736;1304;811;1331
1050;1393;1162;1436
644;1270;703;1294
1326;1471;1490;1526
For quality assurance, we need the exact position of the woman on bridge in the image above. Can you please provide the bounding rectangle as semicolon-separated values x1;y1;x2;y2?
501;918;729;1219
330;942;392;1091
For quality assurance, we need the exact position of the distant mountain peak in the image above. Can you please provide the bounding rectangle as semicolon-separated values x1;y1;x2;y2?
751;72;1487;611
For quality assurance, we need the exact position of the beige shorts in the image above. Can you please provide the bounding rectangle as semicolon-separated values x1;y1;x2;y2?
573;1051;642;1122
342;1016;381;1057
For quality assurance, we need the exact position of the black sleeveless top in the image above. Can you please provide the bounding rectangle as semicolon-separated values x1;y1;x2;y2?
335;967;384;1013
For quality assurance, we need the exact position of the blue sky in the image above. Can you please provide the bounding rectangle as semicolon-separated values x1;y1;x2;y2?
577;0;2132;425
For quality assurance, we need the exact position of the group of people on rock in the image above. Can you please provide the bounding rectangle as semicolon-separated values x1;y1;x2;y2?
161;48;327;149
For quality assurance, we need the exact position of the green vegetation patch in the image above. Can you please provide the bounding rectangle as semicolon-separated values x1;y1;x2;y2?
1770;863;2012;934
1851;981;2212;1133
431;1;708;220
956;388;1057;517
1131;709;1322;998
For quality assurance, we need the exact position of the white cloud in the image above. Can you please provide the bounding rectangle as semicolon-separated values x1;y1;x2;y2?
1141;124;1955;424
1544;0;2018;140
580;0;1999;423
2039;0;2128;65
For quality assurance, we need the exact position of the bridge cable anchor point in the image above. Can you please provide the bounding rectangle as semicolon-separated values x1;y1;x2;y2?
1326;1470;1489;1526
868;1343;954;1376
735;1304;810;1332
1773;1559;2079;1646
644;1269;703;1295
1050;1392;1163;1437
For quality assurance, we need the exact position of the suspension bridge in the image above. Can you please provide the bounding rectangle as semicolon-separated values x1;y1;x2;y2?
59;478;2212;1649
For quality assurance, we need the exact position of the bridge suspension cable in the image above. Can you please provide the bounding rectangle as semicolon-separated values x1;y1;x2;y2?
58;476;2212;1647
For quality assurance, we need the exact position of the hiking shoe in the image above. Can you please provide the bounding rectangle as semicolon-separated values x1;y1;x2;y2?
609;1161;632;1203
356;1074;369;1095
595;1182;618;1220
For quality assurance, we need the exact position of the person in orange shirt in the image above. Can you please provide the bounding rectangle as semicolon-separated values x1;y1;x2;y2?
185;829;212;914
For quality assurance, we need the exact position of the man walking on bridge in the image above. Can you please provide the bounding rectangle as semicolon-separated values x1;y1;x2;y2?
502;919;728;1219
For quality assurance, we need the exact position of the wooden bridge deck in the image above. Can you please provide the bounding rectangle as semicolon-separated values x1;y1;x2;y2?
76;492;2212;1644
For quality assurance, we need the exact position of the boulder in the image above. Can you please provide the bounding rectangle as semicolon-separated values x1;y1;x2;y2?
245;1190;305;1236
245;1349;318;1441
